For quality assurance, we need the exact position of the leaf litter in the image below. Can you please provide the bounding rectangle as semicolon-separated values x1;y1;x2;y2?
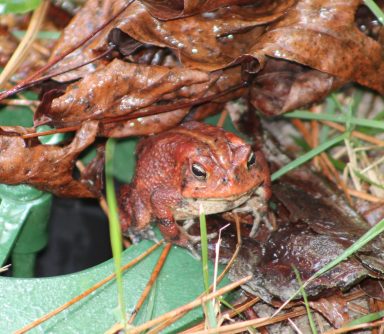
1;0;384;332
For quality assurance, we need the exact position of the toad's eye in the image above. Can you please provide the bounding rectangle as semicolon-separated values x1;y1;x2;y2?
191;163;207;180
247;152;256;169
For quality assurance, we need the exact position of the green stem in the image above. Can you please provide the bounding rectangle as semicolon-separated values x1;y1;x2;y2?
105;138;127;327
271;133;349;181
364;0;384;25
284;111;384;130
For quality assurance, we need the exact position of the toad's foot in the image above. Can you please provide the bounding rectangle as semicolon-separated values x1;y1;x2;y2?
124;226;158;244
232;196;276;238
158;218;203;259
182;218;218;244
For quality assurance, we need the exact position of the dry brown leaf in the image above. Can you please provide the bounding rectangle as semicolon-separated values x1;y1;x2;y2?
248;58;346;116
309;295;350;328
47;0;294;80
38;59;212;125
0;121;99;197
246;0;384;95
140;0;256;20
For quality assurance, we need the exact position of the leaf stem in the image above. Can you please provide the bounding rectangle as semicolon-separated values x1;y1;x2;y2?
105;138;126;327
364;0;384;24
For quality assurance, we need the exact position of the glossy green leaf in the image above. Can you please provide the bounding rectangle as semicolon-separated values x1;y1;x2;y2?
0;240;228;333
0;0;41;14
0;95;52;277
37;125;69;145
12;30;61;40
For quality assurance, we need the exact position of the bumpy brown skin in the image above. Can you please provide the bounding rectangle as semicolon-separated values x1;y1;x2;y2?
119;121;271;247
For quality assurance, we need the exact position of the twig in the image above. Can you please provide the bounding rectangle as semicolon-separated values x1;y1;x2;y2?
347;302;368;315
197;288;368;334
347;188;384;203
216;109;228;128
143;215;243;334
14;241;163;334
184;308;307;334
0;0;50;87
21;82;246;139
291;119;352;203
322;319;384;334
108;275;252;334
21;45;116;91
128;243;172;324
0;99;39;107
181;296;260;333
288;318;303;334
0;264;11;273
0;0;135;100
321;120;384;147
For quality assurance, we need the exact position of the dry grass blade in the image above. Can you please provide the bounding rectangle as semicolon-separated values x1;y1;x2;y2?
0;0;135;100
216;109;228;128
291;119;352;203
14;241;163;334
321;120;384;147
146;215;243;334
0;264;11;273
186;308;307;334
181;296;260;333
189;289;367;334
128;243;172;324
323;319;384;334
0;0;49;88
110;275;252;334
347;188;384;203
0;99;39;107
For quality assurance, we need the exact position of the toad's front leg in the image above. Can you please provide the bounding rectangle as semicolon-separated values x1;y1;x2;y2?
150;188;200;256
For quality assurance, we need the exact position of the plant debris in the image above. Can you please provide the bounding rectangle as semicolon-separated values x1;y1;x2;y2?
0;121;100;197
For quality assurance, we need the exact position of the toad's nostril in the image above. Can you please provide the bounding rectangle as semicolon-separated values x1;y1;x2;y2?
222;177;228;183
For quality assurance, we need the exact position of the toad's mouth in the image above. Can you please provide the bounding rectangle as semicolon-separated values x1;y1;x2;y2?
173;188;257;220
185;187;256;202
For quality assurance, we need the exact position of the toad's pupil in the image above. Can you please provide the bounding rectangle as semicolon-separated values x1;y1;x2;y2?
247;152;256;169
192;163;207;179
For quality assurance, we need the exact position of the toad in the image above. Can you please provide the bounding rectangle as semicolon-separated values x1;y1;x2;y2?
119;121;271;250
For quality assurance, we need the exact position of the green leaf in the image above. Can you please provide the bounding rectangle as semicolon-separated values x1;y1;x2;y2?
12;30;61;40
113;137;139;183
0;0;41;14
0;104;33;127
37;125;69;145
346;310;384;327
0;240;228;333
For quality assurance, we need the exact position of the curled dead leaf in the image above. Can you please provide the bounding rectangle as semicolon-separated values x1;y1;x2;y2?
0;121;99;197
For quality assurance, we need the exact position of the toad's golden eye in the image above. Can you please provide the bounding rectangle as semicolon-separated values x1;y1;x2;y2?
247;152;256;169
191;163;207;180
